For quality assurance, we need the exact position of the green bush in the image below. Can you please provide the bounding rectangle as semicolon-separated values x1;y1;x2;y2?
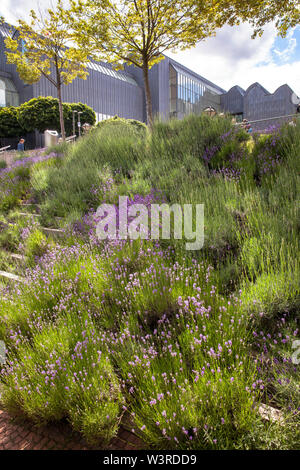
0;312;123;445
17;97;64;133
252;121;300;180
24;228;49;265
17;97;96;135
0;106;25;137
0;167;31;213
96;115;147;137
65;102;96;136
40;123;144;219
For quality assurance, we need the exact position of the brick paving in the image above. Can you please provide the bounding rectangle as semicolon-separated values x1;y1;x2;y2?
0;408;143;450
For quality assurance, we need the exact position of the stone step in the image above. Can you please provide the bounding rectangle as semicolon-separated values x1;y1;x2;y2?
10;253;24;261
17;210;63;223
258;403;284;425
41;227;65;238
17;212;41;218
20;203;41;214
0;270;25;283
0;251;25;262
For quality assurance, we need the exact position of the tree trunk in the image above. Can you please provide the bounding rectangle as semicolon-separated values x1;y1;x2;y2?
55;64;66;141
57;83;66;141
142;60;153;128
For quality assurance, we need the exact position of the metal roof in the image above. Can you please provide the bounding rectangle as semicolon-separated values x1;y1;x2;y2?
0;23;13;38
86;61;138;86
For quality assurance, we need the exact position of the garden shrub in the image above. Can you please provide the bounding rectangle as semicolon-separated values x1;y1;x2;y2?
242;269;300;330
65;102;96;136
96;115;147;137
252;121;300;180
0;168;31;212
0;106;25;137
17;97;96;134
23;228;48;265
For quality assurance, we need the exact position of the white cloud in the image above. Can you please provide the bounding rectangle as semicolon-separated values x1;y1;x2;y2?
0;0;65;25
273;29;297;62
168;23;300;96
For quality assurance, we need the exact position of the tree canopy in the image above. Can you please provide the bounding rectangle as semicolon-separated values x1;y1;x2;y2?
224;0;300;37
70;0;237;126
4;0;91;139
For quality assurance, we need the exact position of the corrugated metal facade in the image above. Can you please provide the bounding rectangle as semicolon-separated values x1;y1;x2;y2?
32;66;144;123
221;83;298;129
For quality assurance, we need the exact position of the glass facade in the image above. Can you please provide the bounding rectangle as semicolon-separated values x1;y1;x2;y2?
169;64;222;118
0;76;19;107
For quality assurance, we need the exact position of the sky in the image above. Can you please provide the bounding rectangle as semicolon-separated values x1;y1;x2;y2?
1;0;300;95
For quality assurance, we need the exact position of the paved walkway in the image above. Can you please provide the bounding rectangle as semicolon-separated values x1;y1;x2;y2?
0;408;143;450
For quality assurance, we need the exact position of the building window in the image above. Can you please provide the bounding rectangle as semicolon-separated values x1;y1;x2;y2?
0;77;19;107
169;64;221;118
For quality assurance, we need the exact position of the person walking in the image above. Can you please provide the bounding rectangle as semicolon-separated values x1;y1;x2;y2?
17;138;25;151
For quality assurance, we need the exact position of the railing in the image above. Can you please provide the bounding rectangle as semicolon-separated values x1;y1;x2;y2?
235;113;299;126
65;135;77;144
0;145;11;153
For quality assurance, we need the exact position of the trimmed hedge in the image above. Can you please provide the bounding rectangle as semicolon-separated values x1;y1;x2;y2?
17;97;67;133
0;106;25;138
65;102;96;135
0;97;96;137
17;97;96;134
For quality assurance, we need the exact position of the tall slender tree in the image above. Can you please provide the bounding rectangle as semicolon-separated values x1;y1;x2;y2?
70;0;235;127
4;0;94;140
